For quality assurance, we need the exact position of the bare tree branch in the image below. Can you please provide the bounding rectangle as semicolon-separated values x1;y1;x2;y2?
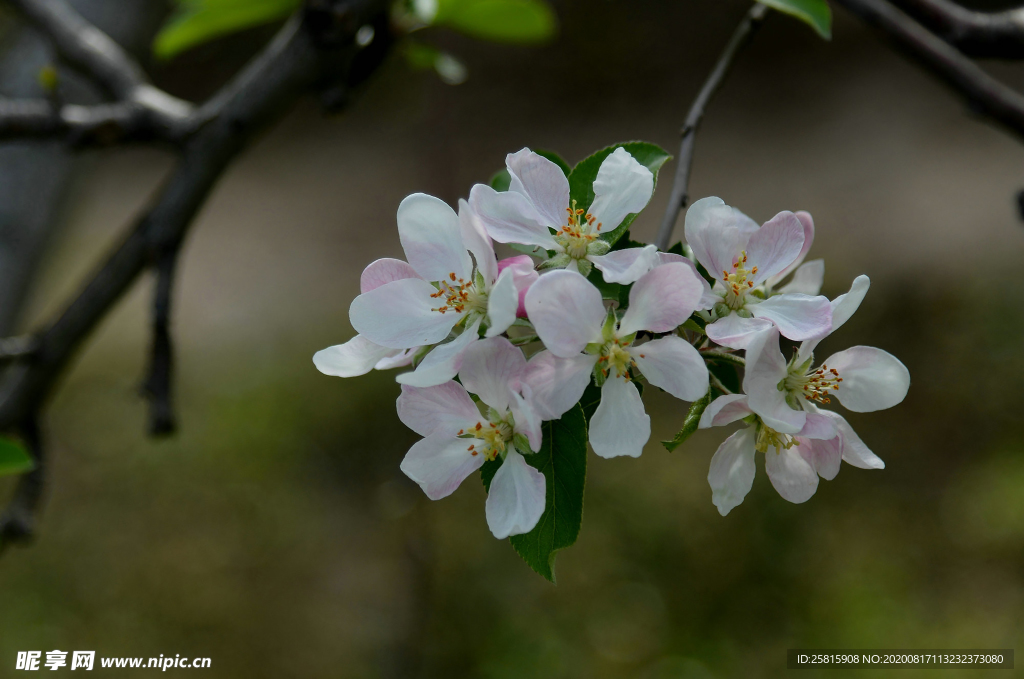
655;3;769;250
141;249;179;436
0;97;179;146
835;0;1024;140
891;0;1024;59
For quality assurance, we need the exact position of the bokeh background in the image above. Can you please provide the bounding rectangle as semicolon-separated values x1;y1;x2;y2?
2;0;1024;676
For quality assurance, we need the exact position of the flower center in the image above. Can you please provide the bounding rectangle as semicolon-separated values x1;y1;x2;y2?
784;362;843;405
755;422;797;453
458;417;513;461
721;250;759;309
554;200;601;260
430;272;487;316
596;338;635;380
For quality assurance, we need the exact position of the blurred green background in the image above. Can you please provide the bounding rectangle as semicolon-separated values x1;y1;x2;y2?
2;0;1024;676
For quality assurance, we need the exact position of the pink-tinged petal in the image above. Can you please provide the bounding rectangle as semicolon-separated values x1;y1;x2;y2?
313;335;395;378
764;445;819;504
744;327;806;434
699;393;753;428
524;270;605;358
397;193;471;282
590;377;650;459
795;436;842;481
683;197;759;281
799;411;839;440
708;427;757;516
400;432;485;500
458;198;496;284
469;184;559;251
485;267;520;338
821;411;885;469
485;448;546;538
705;313;773;350
360;258;421;293
350;278;459;349
629;336;708;401
746;211;805;285
657;253;719;309
506;148;570;227
589;244;661;284
749;293;832;342
825;346;910;412
511;385;543;451
588;148;655;233
619;263;703;335
397;381;480;437
396;319;482;388
458;336;525;413
767;210;815;287
521;351;597;420
796;275;869;364
374;348;417;370
777;259;824;296
498;255;538;317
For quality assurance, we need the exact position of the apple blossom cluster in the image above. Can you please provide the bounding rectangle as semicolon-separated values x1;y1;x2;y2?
314;143;910;571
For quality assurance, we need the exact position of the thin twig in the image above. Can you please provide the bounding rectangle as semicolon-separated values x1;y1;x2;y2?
700;349;746;367
709;372;733;395
0;97;175;147
141;249;179;436
891;0;1024;59
834;0;1024;140
654;2;769;250
0;335;38;363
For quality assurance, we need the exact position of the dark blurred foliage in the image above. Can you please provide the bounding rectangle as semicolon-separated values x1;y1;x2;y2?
2;0;1024;677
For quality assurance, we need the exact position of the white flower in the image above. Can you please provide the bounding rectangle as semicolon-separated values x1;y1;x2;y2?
523;264;708;458
398;337;545;538
349;194;532;387
763;210;824;297
469;147;659;280
313;258;420;377
684;197;833;349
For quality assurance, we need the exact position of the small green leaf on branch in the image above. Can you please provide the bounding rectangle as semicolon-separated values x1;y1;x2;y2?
662;389;712;452
758;0;832;39
0;437;34;477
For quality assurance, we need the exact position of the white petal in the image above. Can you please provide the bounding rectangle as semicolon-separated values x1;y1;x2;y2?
749;293;832;342
374;348;417;370
589;244;661;284
400;432;485;500
397;193;471;282
658;254;719;309
587;148;654;234
683;197;759;281
360;258;421;293
458;198;497;284
619;263;703;335
821;411;885;469
699;393;753;429
704;312;773;350
506;148;570;228
396;319;482;388
777;259;824;296
764;445;819;504
458;336;526;413
743;327;806;434
590;377;650;459
523;270;605;358
799;411;839;440
745;211;806;285
630;336;708;401
486;448;546;538
825;346;910;412
766;210;815;288
707;427;757;516
796;274;869;363
313;335;395;378
795;436;842;481
397;381;481;437
484;267;520;337
350;278;459;349
510;385;543;451
521;351;597;420
469;184;559;251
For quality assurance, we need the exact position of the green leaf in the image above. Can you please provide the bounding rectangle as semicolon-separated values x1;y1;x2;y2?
710;360;741;395
568;142;671;247
489;168;512;191
434;0;557;44
0;437;33;477
154;0;299;59
483;405;587;582
758;0;831;40
662;388;712;452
